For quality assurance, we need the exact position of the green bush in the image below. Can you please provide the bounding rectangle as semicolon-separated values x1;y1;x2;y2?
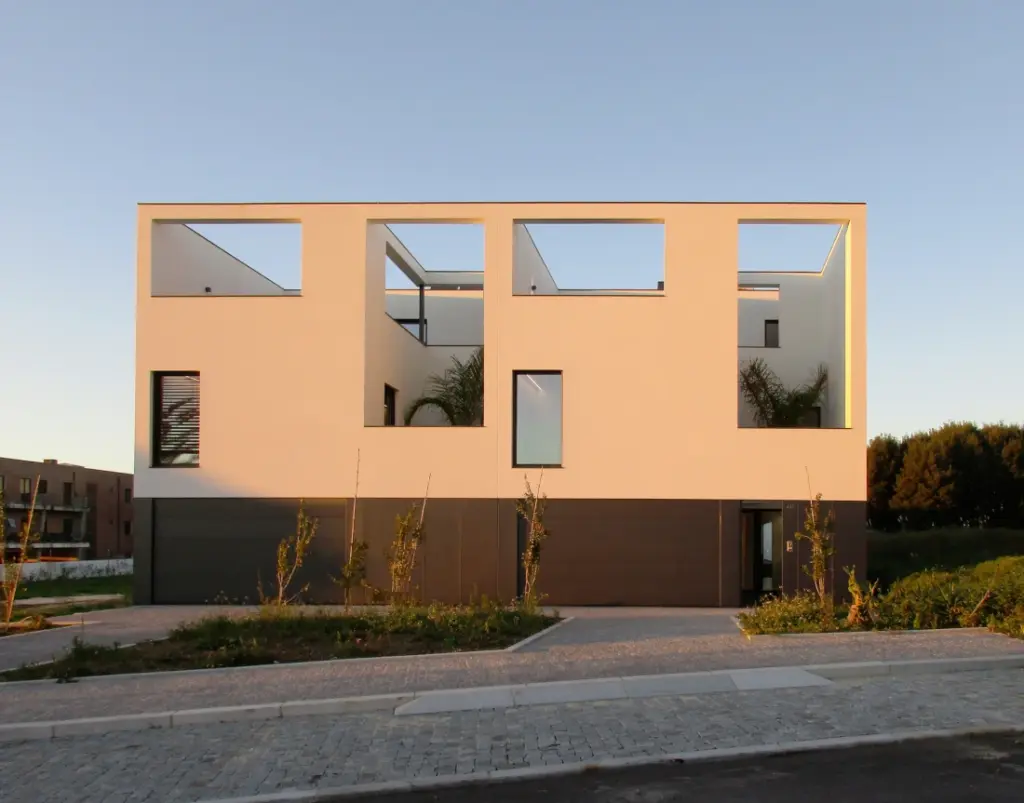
740;556;1024;638
879;556;1024;630
736;592;840;635
992;606;1024;639
879;569;973;629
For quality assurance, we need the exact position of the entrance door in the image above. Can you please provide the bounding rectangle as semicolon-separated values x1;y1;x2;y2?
741;508;783;604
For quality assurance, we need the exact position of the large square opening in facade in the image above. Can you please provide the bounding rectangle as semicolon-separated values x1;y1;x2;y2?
512;222;664;296
738;222;849;429
367;223;484;427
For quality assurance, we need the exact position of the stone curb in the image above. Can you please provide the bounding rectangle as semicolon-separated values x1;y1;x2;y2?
0;693;412;744
1;652;1022;743
503;616;574;652
805;653;1024;680
0;617;573;681
191;723;1024;803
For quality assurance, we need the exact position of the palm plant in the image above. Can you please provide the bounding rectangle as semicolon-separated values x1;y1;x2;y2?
404;346;484;426
739;358;828;427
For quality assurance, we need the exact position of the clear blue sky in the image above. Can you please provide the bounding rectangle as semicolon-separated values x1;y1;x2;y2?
1;0;1021;473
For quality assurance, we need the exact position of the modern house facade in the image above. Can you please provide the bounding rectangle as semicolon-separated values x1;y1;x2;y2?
1;456;134;559
134;202;866;606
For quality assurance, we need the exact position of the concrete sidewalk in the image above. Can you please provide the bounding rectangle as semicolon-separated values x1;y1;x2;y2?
1;667;1022;803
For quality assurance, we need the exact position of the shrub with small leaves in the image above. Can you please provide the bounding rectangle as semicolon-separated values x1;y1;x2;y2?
736;592;840;635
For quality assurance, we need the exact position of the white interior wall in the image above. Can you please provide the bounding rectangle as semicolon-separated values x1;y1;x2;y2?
385;291;484;345
151;224;288;296
513;224;559;294
375;320;477;426
737;226;848;428
822;226;848;428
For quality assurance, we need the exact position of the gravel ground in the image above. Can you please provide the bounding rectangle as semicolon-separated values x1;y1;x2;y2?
1;669;1022;803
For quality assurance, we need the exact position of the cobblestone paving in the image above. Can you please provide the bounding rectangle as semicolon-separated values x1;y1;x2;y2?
1;669;1022;803
2;610;1021;723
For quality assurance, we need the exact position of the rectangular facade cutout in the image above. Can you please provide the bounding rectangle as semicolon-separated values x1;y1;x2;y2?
368;223;484;427
513;222;664;295
151;223;301;296
738;222;849;429
152;372;200;466
513;371;563;467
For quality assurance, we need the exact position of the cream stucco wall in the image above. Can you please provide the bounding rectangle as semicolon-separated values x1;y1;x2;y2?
135;202;866;503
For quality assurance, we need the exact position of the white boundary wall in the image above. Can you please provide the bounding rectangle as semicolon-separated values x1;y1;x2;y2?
21;559;133;582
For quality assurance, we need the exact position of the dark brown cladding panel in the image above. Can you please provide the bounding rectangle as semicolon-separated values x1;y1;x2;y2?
138;497;865;607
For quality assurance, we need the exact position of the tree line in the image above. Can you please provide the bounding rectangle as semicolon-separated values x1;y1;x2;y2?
868;422;1024;531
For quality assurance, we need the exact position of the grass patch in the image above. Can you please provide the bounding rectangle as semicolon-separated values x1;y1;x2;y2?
19;573;133;602
868;528;1024;589
0;603;558;681
738;555;1024;637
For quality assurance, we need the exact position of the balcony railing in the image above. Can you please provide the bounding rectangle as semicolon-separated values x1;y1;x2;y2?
5;494;91;512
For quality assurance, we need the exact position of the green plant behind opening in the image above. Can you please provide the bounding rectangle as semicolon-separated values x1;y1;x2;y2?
739;358;828;427
404;347;483;426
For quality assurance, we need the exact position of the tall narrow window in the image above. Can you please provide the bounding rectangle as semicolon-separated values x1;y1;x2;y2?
153;372;200;467
513;371;563;467
124;488;132;503
384;384;397;426
38;479;48;494
63;482;73;505
764;319;780;348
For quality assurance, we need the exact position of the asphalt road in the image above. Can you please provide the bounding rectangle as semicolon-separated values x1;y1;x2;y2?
336;733;1024;803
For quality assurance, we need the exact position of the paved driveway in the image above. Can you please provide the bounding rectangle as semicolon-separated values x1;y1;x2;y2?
2;605;1022;724
521;607;742;648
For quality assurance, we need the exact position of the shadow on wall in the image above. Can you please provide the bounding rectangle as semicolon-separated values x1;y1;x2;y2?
133;464;516;606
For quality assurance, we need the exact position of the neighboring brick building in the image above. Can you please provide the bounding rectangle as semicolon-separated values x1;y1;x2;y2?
0;457;133;559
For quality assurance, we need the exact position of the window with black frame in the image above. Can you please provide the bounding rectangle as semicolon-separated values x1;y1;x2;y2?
153;372;200;467
513;371;563;468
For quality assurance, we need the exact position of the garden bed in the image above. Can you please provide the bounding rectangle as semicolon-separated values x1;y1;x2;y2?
0;604;559;681
737;556;1024;639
